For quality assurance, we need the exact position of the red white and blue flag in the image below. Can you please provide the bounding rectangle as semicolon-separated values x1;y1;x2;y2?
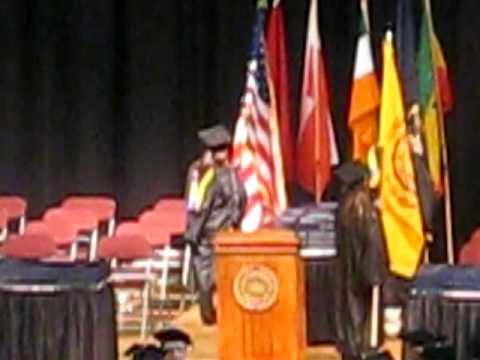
232;0;287;232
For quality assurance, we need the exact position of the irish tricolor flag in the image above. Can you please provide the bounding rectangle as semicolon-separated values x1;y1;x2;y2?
347;4;379;163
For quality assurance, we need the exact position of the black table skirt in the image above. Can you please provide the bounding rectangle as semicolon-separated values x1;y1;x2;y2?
305;258;337;344
0;286;118;360
405;294;480;360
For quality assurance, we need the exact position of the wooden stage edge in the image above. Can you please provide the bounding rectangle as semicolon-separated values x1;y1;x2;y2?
118;304;403;360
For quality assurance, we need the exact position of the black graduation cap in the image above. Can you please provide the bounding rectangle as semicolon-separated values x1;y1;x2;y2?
154;327;192;352
197;124;231;150
421;342;456;360
124;344;164;360
334;161;369;187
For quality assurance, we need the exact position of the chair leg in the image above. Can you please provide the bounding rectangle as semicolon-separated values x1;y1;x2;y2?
89;229;99;261
19;216;26;234
160;248;170;302
69;242;79;261
140;261;153;341
140;282;150;341
179;244;192;313
178;292;187;314
0;228;7;242
107;218;115;237
182;244;192;288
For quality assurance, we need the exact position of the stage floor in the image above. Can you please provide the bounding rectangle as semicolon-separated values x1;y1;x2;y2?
118;305;402;359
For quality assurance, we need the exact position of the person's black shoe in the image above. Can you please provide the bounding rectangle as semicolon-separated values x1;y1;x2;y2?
359;349;394;360
198;287;216;325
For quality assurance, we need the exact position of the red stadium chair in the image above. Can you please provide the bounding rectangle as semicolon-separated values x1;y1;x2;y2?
98;234;154;340
139;221;172;301
0;196;27;234
25;220;79;260
43;207;99;261
62;196;117;235
139;210;193;310
0;234;56;260
116;219;174;303
116;219;189;312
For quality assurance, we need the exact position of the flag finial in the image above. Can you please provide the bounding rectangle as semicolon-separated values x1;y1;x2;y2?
257;0;268;9
385;30;393;43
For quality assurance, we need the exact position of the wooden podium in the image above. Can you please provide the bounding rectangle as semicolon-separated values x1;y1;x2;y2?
215;228;306;360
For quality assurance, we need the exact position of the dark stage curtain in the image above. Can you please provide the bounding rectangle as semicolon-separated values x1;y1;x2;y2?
0;0;479;257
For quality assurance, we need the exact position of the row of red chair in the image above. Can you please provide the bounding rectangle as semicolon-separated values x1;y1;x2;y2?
0;195;116;261
0;195;187;263
0;195;190;340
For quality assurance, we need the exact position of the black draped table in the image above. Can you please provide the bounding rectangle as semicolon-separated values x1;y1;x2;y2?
304;257;337;343
405;264;480;360
0;259;117;360
276;203;338;345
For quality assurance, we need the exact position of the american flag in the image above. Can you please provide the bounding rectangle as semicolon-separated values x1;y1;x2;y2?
232;0;287;232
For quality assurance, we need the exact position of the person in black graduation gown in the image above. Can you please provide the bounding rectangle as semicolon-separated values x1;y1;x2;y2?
184;124;246;325
334;161;389;360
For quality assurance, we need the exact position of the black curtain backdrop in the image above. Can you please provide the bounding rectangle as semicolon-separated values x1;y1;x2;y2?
0;0;479;258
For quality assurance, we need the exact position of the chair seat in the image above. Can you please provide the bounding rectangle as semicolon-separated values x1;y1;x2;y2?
98;235;153;260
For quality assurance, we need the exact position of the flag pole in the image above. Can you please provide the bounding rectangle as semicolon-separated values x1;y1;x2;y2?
424;0;455;264
312;0;322;205
360;0;370;34
369;285;380;348
314;61;321;205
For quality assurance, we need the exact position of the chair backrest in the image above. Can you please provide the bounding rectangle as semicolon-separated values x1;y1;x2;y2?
26;220;77;247
139;210;186;234
44;207;98;231
98;235;153;260
0;196;27;219
62;196;116;220
0;209;7;228
0;234;56;259
154;198;186;212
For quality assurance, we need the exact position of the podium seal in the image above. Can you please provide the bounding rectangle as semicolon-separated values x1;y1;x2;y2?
233;265;279;312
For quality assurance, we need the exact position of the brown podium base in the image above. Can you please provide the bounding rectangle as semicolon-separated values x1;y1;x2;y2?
215;229;306;360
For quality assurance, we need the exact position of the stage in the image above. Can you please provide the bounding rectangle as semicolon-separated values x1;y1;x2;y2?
118;304;403;360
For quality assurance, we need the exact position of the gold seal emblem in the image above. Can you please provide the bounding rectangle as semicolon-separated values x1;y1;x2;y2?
233;265;279;312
